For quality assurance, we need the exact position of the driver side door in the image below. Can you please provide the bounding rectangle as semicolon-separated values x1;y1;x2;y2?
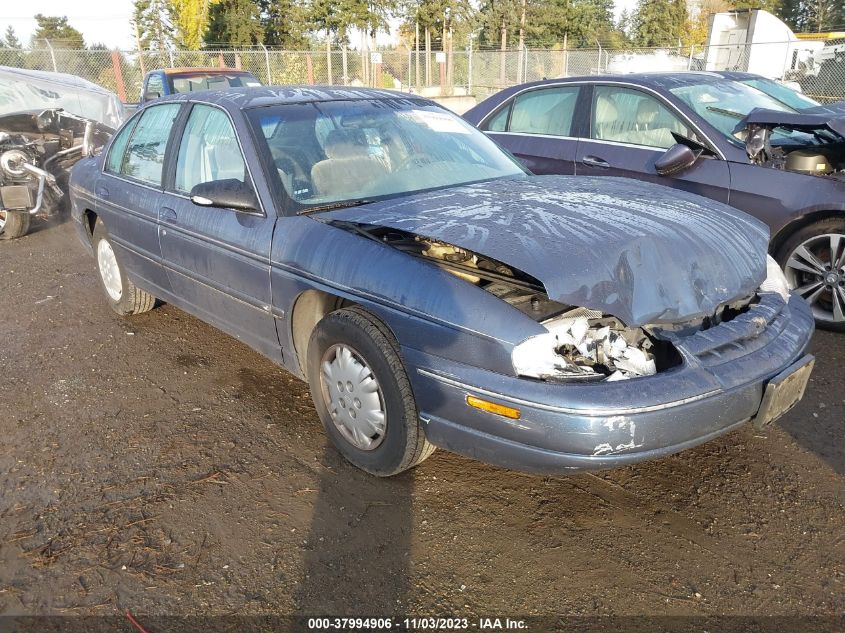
158;103;281;362
575;84;731;203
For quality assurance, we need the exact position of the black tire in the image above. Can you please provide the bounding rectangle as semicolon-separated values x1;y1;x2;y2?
306;306;435;476
0;211;31;240
92;219;156;316
775;217;845;332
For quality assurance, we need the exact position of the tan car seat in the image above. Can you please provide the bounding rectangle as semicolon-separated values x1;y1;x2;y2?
593;94;619;140
311;129;389;199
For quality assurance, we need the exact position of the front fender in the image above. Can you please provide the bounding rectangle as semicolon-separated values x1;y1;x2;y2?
270;216;546;375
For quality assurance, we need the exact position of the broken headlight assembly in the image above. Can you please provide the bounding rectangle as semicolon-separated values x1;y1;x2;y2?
512;307;667;382
759;254;791;302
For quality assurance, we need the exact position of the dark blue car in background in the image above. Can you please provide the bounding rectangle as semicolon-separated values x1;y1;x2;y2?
68;87;813;477
464;72;845;330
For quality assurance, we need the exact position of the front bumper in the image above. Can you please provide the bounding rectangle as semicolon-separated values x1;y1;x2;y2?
405;294;814;474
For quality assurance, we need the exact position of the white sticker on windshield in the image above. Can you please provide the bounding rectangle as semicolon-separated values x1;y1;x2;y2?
401;109;472;134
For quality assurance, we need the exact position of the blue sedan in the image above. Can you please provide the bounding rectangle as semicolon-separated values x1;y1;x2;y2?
69;87;813;476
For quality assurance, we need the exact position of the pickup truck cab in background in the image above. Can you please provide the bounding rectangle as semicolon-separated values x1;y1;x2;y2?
139;67;261;104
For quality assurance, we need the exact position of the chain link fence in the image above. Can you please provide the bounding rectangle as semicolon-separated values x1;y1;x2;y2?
1;39;844;105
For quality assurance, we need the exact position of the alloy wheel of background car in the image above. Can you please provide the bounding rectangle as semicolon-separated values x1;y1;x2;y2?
778;221;845;331
307;306;435;476
319;343;387;451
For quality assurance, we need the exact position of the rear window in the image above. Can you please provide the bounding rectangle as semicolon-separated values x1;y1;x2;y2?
170;73;261;93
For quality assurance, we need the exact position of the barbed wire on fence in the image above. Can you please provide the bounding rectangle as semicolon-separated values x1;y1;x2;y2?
1;38;844;103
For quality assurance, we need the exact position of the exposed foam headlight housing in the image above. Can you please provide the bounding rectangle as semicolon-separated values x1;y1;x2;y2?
759;254;791;302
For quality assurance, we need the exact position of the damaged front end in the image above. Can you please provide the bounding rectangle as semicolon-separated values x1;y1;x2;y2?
0;109;112;239
734;108;845;177
331;220;791;383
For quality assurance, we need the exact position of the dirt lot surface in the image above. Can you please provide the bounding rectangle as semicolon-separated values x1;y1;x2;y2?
1;221;843;628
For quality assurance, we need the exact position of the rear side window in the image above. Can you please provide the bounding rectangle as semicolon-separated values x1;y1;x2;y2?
104;117;138;174
174;104;246;193
508;87;580;136
145;73;164;97
485;104;511;132
114;103;181;185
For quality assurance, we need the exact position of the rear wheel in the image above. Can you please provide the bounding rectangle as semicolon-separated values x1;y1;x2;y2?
93;220;156;316
0;210;31;240
776;217;845;331
306;306;435;476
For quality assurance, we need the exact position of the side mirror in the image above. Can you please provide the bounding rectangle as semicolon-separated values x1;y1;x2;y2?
143;90;161;102
655;143;702;177
190;179;258;212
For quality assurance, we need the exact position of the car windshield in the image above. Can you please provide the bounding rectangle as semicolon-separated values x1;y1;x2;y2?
739;77;820;110
170;73;261;93
669;80;820;146
247;98;526;211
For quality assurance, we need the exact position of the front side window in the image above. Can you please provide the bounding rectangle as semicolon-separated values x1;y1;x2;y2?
114;103;180;185
592;86;690;149
247;98;526;209
508;87;580;136
174;104;246;193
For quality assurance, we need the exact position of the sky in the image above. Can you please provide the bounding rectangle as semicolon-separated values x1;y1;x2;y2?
1;0;638;51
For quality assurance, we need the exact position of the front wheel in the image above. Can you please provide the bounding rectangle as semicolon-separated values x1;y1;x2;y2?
0;210;32;240
92;220;156;316
306;306;435;476
776;217;845;331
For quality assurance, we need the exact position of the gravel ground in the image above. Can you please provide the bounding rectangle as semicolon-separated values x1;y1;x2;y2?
0;220;843;628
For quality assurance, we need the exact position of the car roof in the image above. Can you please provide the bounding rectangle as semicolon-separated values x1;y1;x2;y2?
154;85;433;110
505;71;747;93
162;67;256;75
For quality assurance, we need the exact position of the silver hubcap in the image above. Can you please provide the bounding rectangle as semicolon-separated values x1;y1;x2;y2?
319;344;386;451
784;232;845;323
97;238;123;301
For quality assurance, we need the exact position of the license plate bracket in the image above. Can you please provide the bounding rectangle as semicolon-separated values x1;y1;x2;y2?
753;354;815;429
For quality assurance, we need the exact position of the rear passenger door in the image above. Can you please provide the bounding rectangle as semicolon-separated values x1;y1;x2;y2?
481;85;583;175
575;84;731;203
97;102;182;296
158;103;281;362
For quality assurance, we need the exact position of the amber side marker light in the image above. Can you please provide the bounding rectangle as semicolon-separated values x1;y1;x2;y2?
466;395;521;419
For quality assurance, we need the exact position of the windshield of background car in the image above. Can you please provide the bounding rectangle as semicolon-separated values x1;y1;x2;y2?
247;98;527;209
170;73;261;93
669;80;821;147
740;78;820;110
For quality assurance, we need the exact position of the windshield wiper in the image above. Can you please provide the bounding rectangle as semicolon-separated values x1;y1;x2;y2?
297;198;376;215
706;106;745;119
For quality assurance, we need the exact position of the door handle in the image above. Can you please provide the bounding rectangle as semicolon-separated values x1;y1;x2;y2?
160;207;177;222
582;156;610;168
95;186;109;199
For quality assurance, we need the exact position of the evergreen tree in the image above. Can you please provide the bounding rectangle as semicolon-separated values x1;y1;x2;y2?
632;0;687;46
132;0;175;52
262;0;311;48
204;0;264;47
31;14;85;48
4;25;22;49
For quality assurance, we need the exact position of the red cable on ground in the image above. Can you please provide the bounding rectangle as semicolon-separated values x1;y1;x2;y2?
125;609;151;633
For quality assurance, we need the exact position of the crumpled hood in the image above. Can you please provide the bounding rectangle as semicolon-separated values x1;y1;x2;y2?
322;175;769;326
732;107;845;138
